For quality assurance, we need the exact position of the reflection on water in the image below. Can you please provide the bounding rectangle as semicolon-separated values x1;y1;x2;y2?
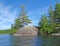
42;36;60;46
0;34;60;46
12;36;42;46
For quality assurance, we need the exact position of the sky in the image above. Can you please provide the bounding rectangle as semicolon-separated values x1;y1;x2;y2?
0;0;60;30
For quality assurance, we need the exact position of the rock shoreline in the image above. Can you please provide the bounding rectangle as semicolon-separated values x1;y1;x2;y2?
52;33;60;36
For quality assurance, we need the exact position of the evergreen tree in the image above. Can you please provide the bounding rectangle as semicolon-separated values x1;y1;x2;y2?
11;5;31;29
19;5;31;26
49;6;54;32
49;6;54;24
54;3;60;24
39;15;49;35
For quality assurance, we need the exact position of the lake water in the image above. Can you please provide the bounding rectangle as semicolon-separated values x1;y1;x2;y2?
0;34;60;46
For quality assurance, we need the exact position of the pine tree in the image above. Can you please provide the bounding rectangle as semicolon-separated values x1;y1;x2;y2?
19;5;31;26
11;5;31;29
49;6;54;32
54;3;60;24
38;15;49;35
49;6;54;24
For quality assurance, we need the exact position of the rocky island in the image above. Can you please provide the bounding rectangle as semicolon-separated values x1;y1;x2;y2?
13;26;38;36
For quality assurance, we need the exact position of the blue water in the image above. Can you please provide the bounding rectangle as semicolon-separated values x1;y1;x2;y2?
0;34;60;46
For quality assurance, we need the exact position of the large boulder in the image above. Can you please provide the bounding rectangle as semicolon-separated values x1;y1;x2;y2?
13;26;38;36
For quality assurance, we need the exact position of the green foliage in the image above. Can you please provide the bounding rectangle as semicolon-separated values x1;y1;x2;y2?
19;5;31;25
0;29;17;34
49;6;54;24
49;6;55;33
38;3;60;35
11;5;31;33
0;5;31;34
14;18;22;29
0;29;11;34
38;15;52;35
53;3;60;24
52;3;60;32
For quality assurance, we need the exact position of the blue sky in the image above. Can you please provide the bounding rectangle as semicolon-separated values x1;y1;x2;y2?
0;0;60;30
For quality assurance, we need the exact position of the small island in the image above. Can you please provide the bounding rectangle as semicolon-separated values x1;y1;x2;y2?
0;3;60;36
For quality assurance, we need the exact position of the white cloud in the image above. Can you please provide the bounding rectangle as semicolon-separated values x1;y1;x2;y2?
31;20;39;26
27;20;38;26
0;3;49;29
0;3;18;30
27;7;49;26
